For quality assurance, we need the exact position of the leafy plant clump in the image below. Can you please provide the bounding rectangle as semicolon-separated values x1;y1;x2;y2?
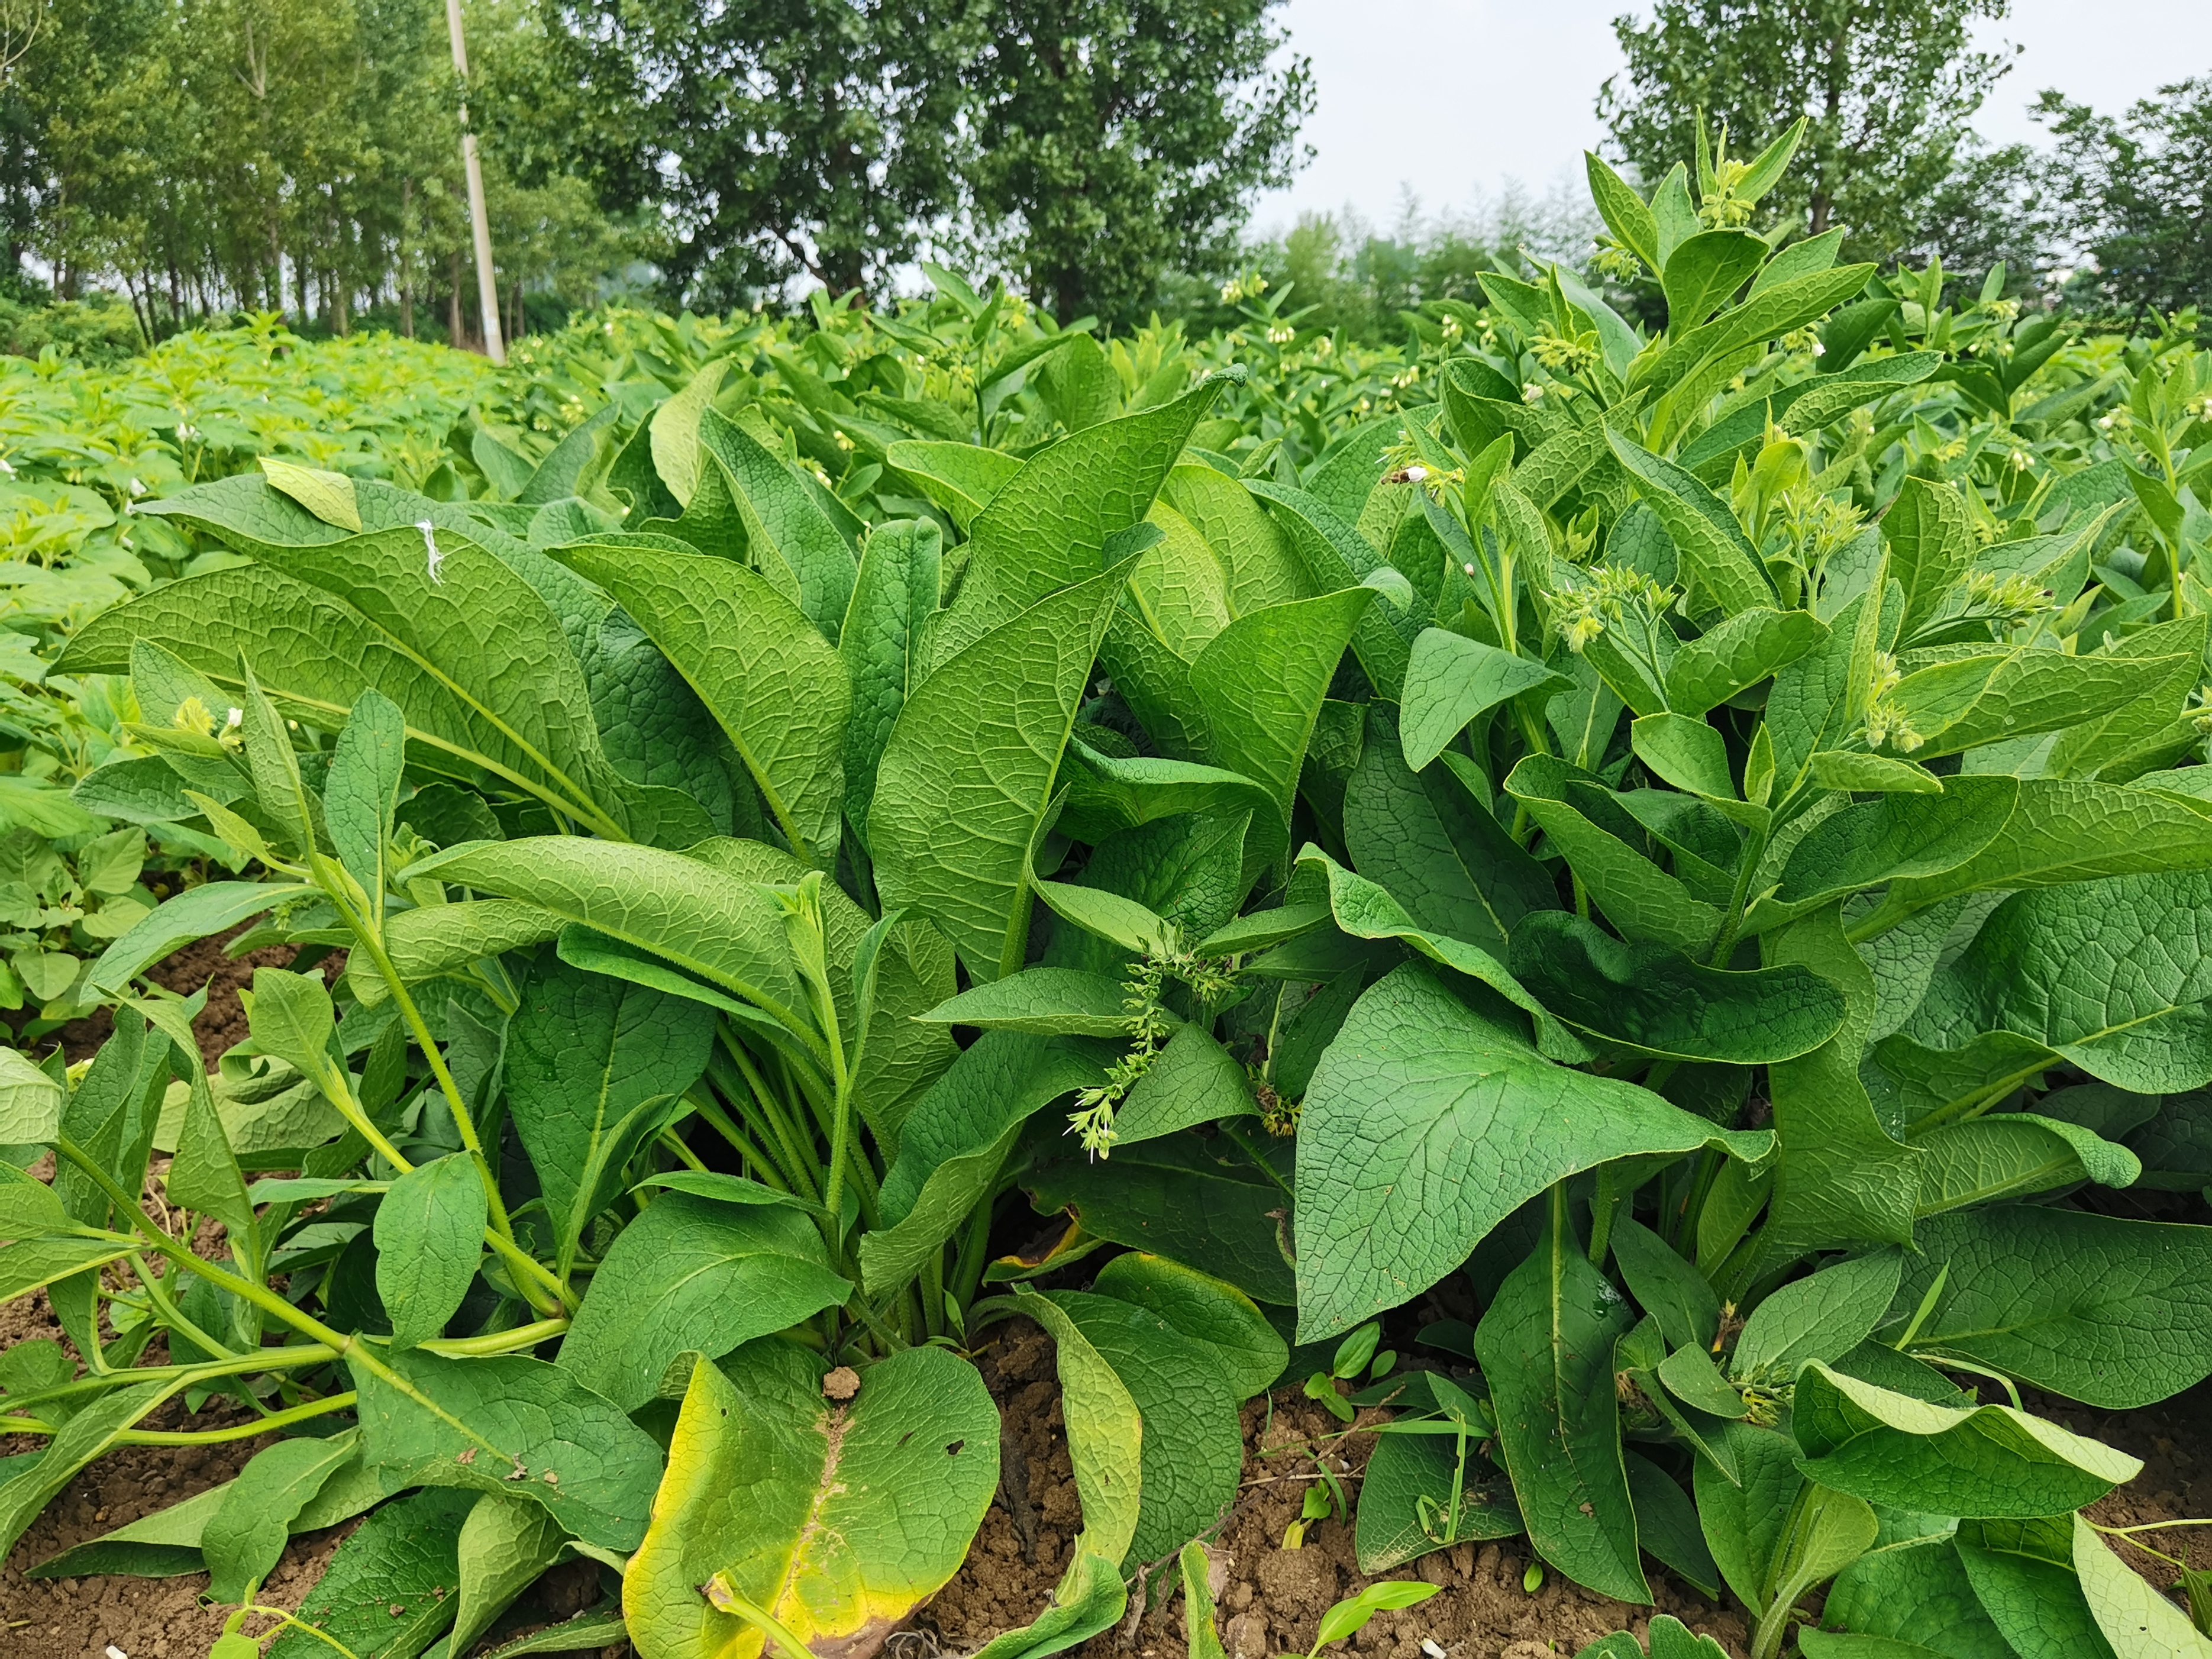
1;124;2210;1659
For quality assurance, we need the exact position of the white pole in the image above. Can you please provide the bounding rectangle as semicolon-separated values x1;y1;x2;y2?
443;0;505;364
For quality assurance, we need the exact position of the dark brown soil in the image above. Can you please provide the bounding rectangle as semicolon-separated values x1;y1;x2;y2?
11;921;343;1070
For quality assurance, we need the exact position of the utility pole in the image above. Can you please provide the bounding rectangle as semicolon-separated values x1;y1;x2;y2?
443;0;505;363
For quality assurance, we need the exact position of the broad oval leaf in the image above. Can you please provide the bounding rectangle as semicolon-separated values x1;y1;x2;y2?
624;1341;999;1659
1294;963;1771;1340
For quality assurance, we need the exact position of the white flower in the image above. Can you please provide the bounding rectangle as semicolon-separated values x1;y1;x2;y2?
1811;340;1826;356
1404;465;1428;484
1462;561;1477;576
225;706;243;729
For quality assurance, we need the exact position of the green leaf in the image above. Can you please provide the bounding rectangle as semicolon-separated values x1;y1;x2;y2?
1089;1252;1287;1401
1811;752;1943;793
261;1485;473;1659
1694;1420;1808;1613
0;1049;64;1146
1871;779;2212;926
560;1193;852;1411
1354;1426;1522;1572
1057;744;1277;846
931;378;1223;664
1903;872;2212;1092
0;1382;172;1560
920;967;1148;1037
1625;1454;1723;1599
1731;1254;1901;1384
1664;230;1768;328
1504;755;1723;954
1611;1215;1719;1351
374;1154;487;1349
1181;1542;1230;1659
1665;608;1827;716
1316;1581;1445;1650
1822;1537;2016;1659
167;1069;255;1251
1607;433;1775;616
1775;776;2019;912
1953;1516;2116;1659
839;518;941;845
1295;964;1771;1339
1013;1285;1145;1566
0;1235;136;1302
1509;911;1845;1062
446;1493;570;1659
1630;712;1738;799
57;530;633;840
203;1431;362;1603
86;880;315;994
1473;1214;1649;1603
1159;463;1314;617
1893;1205;2212;1408
1881;478;1975;635
1050;1287;1244;1568
1585;152;1661;272
2072;1512;2212;1659
560;540;849;866
1793;1361;2139;1515
1189;587;1375;869
260;456;365;531
1298;846;1587;1061
419;837;808;1033
324;688;406;916
347;1346;664;1550
1886;645;2194;761
886;440;1023;530
873;567;1126;980
1023;1131;1297;1304
1346;705;1554;955
1399;629;1567;771
697;407;857;639
1912;1112;2141;1213
1761;906;1923;1253
1109;1024;1257;1147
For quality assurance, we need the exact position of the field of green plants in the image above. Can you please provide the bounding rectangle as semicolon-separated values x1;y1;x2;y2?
3;128;2212;1659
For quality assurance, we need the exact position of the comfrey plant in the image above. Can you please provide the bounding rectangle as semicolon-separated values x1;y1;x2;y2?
0;125;2207;1659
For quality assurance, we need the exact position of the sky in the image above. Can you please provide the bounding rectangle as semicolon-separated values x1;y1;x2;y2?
1253;0;2212;234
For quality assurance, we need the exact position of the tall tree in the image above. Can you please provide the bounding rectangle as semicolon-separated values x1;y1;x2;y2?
2032;79;2212;318
961;0;1312;325
531;0;974;306
1598;0;2016;259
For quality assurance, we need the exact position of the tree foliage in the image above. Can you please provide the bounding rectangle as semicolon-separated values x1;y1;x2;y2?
2032;78;2212;319
1598;0;2017;260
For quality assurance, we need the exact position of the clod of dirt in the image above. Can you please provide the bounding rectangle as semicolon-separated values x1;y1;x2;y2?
825;1365;863;1401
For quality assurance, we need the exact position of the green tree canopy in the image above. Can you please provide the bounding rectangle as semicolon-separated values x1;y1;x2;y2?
1597;0;2017;260
2032;78;2212;318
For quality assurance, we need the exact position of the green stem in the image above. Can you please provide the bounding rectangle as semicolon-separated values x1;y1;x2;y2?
0;1390;360;1445
2;1344;338;1413
418;1317;569;1358
657;1128;711;1174
126;1250;238;1362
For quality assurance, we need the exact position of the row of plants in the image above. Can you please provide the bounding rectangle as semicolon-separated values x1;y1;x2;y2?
0;123;2209;1659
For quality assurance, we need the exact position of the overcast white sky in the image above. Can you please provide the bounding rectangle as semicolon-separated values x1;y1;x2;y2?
1254;0;2212;232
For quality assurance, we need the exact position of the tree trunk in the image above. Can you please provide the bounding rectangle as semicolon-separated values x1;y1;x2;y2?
449;251;464;348
399;177;415;338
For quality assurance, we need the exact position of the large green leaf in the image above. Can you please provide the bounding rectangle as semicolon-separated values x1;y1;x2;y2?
885;440;1023;530
1773;777;2019;912
261;1486;473;1659
1892;1206;2212;1408
1049;1287;1244;1568
697;407;857;639
1189;586;1375;869
1507;911;1844;1061
1902;872;2212;1092
1504;755;1723;954
1822;1538;2016;1659
929;379;1222;664
560;1194;852;1410
2071;1513;2212;1659
1791;1361;2138;1517
1012;1285;1146;1565
1885;643;2195;760
1664;607;1827;716
560;541;848;866
1953;1517;2116;1659
838;518;942;845
1354;1429;1521;1573
347;1347;664;1550
504;954;719;1271
203;1432;364;1603
872;567;1126;980
625;1342;999;1659
420;838;808;1032
1088;1252;1286;1401
1398;628;1568;770
1607;432;1775;617
1761;906;1923;1253
1159;463;1312;616
1474;1215;1649;1603
57;529;633;839
1024;1131;1297;1303
1294;964;1770;1339
374;1154;487;1348
1346;704;1554;954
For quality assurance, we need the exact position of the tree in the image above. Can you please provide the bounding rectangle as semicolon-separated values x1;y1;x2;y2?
2032;79;2212;319
1598;0;2017;260
530;0;974;306
961;0;1312;325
